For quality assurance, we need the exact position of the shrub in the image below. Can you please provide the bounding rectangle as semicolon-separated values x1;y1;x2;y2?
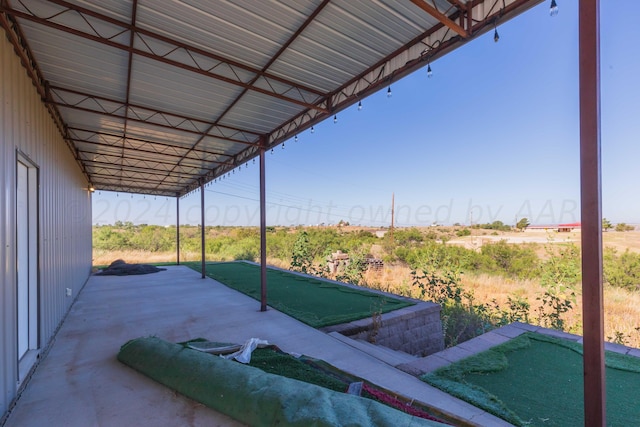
604;248;640;291
479;241;539;279
393;227;424;245
536;244;580;330
615;223;635;232
335;250;368;285
473;221;511;231
456;228;471;237
290;231;312;273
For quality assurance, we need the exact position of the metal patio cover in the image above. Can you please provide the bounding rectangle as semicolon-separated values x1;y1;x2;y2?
1;0;542;197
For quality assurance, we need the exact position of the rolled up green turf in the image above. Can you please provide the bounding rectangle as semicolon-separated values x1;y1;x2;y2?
118;337;445;427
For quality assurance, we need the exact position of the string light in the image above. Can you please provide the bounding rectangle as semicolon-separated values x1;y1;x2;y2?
494;26;500;43
333;115;337;124
427;63;432;78
311;126;315;134
387;86;392;98
550;0;558;16
294;134;298;142
282;142;285;149
358;100;362;111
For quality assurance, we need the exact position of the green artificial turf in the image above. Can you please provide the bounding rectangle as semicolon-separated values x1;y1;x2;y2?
177;338;449;424
119;337;448;427
187;261;414;328
422;332;640;427
249;347;349;393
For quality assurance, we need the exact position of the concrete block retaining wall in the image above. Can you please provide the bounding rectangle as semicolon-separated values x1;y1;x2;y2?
322;301;444;357
267;265;445;357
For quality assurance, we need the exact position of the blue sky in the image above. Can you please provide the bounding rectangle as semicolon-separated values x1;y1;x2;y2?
92;1;640;227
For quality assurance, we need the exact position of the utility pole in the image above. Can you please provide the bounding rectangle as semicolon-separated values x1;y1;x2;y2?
390;193;395;243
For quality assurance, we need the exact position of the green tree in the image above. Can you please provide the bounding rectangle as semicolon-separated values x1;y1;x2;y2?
602;218;612;231
516;217;530;231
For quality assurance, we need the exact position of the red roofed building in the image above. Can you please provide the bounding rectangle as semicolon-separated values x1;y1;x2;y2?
525;222;581;232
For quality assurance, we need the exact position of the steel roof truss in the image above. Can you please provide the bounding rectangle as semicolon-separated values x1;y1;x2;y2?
67;128;233;163
54;102;259;148
74;141;229;170
49;86;261;142
409;1;469;37
4;0;328;111
78;152;210;178
92;183;178;197
86;164;190;183
92;174;180;190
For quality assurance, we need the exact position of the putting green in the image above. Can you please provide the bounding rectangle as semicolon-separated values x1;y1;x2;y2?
187;261;414;328
422;332;640;426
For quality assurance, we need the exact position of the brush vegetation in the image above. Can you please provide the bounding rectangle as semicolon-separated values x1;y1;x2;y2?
93;222;640;348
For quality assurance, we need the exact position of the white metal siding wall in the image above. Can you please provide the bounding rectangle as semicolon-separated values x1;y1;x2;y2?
0;34;92;418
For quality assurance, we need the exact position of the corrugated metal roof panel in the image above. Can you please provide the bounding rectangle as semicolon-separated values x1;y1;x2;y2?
72;0;133;21
136;0;319;70
269;0;439;92
59;108;125;133
18;21;128;99
128;55;242;121
199;136;250;157
221;91;304;134
122;122;199;148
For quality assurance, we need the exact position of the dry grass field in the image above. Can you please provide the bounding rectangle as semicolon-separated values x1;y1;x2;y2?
93;230;640;347
358;263;640;348
449;229;640;252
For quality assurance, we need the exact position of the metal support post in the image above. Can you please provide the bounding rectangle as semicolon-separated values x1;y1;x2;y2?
176;195;180;265
200;180;205;279
579;1;605;425
259;143;267;311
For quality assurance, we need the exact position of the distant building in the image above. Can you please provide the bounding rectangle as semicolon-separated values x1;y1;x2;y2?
375;230;388;238
525;222;581;233
558;222;581;232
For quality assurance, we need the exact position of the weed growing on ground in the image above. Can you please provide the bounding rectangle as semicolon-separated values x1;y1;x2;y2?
367;300;386;344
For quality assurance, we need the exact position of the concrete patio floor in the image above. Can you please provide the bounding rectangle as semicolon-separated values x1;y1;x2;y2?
3;265;512;427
